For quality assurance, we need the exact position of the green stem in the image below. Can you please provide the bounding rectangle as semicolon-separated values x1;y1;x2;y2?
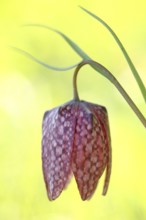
73;60;146;128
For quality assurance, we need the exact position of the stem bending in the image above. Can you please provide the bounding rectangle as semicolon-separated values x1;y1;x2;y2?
73;60;146;128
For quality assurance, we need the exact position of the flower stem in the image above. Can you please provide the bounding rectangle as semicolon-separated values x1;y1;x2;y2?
73;67;80;101
73;60;146;128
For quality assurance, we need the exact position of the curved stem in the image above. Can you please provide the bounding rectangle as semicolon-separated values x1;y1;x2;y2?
73;60;146;128
73;66;80;101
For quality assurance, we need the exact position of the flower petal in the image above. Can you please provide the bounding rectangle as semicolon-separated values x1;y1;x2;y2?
42;103;76;200
72;103;107;200
86;102;112;195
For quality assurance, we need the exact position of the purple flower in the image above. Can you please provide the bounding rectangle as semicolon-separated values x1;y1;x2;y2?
42;99;111;200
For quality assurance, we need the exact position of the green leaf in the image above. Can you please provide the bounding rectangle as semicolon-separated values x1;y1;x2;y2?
23;24;91;60
11;46;81;71
22;24;118;81
80;6;146;103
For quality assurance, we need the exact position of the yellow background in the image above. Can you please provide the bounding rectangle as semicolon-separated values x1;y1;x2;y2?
0;0;146;219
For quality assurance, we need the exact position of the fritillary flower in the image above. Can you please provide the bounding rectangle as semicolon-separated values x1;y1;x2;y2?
42;61;112;200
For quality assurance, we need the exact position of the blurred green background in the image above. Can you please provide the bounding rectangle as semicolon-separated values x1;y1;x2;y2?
0;0;146;219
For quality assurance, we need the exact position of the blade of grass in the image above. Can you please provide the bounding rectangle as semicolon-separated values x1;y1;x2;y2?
80;6;146;103
22;24;120;78
11;46;81;71
23;24;90;60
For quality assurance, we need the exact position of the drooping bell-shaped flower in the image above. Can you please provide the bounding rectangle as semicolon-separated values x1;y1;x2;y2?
42;61;112;200
42;100;111;200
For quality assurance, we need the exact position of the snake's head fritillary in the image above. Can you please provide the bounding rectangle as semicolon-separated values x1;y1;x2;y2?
42;99;111;200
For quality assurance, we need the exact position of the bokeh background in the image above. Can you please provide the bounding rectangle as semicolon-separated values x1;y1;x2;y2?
0;0;146;219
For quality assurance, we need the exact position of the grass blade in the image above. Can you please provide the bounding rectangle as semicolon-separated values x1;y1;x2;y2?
11;46;81;71
23;24;90;60
80;6;146;103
